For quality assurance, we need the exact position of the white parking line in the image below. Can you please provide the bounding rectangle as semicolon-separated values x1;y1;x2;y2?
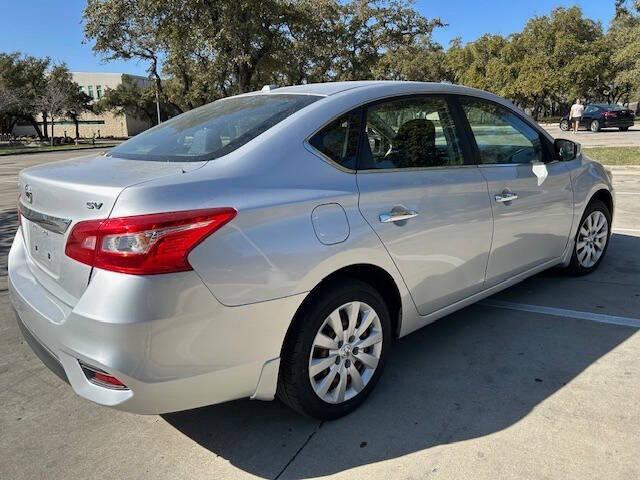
482;300;640;329
616;192;640;195
614;228;640;233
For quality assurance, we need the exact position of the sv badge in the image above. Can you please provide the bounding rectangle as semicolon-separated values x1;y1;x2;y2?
86;202;104;210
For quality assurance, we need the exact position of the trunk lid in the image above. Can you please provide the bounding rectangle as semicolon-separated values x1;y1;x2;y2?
18;153;205;305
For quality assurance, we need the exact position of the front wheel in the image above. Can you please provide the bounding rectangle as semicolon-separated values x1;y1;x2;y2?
277;279;391;419
560;119;570;131
620;126;630;132
565;200;611;275
590;120;601;132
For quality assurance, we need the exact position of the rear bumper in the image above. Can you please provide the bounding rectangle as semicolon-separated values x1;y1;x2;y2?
9;228;303;414
602;119;634;128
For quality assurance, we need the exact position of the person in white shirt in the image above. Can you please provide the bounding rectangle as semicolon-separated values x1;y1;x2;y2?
569;99;585;134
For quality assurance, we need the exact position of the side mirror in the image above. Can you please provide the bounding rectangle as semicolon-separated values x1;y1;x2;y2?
554;138;580;161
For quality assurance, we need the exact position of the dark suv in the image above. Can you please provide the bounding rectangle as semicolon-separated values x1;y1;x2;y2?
560;104;635;132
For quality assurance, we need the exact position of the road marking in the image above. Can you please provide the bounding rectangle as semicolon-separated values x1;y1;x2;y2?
616;192;640;195
482;300;640;329
614;228;640;233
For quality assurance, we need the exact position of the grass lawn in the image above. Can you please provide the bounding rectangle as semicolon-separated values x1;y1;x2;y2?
0;143;118;156
583;147;640;166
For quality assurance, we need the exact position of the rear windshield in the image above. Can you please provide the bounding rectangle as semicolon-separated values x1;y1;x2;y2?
109;94;320;162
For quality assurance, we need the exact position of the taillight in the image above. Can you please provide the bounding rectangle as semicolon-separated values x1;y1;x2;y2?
65;208;237;275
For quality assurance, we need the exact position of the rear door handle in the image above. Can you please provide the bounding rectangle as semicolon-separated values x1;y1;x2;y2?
495;192;518;203
379;210;419;223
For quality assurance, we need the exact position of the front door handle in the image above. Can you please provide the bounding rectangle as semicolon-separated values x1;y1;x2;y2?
379;209;419;223
495;192;519;203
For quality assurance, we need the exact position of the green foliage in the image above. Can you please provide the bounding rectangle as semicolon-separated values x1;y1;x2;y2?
83;0;442;108
77;1;640;120
94;76;160;124
0;53;50;135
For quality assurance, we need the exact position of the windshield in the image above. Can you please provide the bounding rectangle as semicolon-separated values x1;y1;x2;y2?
109;94;320;162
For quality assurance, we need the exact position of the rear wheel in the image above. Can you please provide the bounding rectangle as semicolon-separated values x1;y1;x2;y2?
277;279;391;419
620;126;630;132
560;119;570;131
590;120;601;132
565;200;611;275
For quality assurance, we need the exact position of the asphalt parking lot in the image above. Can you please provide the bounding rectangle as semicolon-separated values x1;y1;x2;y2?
0;150;639;479
543;123;640;147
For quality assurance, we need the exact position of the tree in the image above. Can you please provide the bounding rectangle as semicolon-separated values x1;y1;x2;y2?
65;89;93;143
95;76;163;126
606;0;640;104
83;0;444;106
84;0;168;100
332;0;443;81
0;53;50;138
441;7;607;118
35;65;79;145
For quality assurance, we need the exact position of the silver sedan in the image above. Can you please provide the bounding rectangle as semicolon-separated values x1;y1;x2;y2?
9;81;614;419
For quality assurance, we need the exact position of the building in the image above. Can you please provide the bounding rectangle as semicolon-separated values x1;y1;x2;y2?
13;72;154;139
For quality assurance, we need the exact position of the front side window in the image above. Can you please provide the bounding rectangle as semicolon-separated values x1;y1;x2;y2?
308;110;361;169
110;94;319;162
460;97;543;165
360;96;464;169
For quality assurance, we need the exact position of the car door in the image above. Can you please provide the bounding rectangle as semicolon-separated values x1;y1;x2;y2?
355;95;494;315
457;96;574;286
581;105;599;128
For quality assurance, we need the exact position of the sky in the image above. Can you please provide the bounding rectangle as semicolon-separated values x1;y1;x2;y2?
0;0;618;78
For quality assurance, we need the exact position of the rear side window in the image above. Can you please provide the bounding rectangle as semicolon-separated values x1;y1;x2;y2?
308;110;362;169
360;96;464;169
109;94;319;162
460;97;543;165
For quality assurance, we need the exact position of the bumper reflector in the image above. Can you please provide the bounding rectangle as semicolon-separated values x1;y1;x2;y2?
79;362;129;390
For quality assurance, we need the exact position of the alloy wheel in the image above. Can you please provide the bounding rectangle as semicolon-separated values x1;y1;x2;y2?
576;210;608;268
308;301;383;404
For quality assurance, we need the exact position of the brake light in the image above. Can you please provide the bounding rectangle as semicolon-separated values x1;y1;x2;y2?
65;208;237;274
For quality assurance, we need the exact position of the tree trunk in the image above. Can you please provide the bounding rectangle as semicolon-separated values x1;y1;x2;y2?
74;116;80;144
237;64;252;93
50;117;54;146
28;117;44;139
41;111;48;138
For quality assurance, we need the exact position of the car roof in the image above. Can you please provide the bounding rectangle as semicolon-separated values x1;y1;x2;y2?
264;81;497;98
589;103;625;109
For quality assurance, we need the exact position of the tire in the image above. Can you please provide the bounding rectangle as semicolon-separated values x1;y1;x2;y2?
565;199;611;276
560;119;570;131
590;120;600;132
620;127;629;132
277;279;391;419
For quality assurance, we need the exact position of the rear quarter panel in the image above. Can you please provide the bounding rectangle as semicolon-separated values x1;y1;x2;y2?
110;129;412;313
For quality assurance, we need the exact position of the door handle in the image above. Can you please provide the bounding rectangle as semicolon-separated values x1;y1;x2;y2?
379;210;419;223
495;192;518;203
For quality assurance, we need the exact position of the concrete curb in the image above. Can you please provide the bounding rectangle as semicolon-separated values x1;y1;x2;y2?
0;144;118;157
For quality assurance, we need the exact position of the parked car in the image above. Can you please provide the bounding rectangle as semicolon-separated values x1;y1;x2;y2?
10;81;614;419
560;103;635;132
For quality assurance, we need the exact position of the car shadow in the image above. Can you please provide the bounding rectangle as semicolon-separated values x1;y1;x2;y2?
163;234;639;479
0;209;18;293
